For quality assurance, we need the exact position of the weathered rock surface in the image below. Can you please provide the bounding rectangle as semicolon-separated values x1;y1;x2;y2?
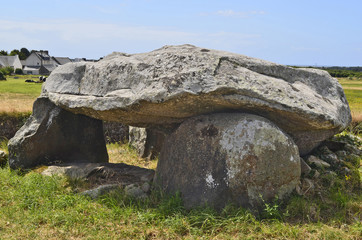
129;127;147;157
42;44;351;154
42;162;154;183
155;113;301;209
300;157;312;176
42;163;103;179
103;121;129;143
8;98;108;169
306;155;331;169
297;139;361;197
81;184;121;199
42;162;155;199
129;127;165;159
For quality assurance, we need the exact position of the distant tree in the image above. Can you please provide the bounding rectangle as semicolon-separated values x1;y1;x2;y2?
18;52;27;60
9;49;27;60
0;66;14;75
9;49;20;56
20;47;30;60
0;50;8;56
0;71;6;80
15;68;23;74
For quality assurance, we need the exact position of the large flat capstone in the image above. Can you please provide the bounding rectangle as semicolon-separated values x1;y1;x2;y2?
42;44;351;154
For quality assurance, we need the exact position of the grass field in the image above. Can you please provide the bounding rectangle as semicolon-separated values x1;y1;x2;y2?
0;74;361;239
0;141;361;239
338;78;362;122
0;75;43;113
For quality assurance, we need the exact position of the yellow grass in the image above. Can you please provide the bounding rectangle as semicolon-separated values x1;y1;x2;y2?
343;86;362;90
0;93;36;113
338;78;362;122
107;142;158;170
0;75;42;113
351;112;362;122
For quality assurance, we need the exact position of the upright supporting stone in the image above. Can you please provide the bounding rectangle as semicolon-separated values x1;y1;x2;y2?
155;113;301;209
8;97;108;169
129;127;166;159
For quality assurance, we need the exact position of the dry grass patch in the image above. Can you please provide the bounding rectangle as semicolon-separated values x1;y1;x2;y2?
338;78;362;122
0;75;43;113
0;93;36;113
107;142;158;170
352;113;362;122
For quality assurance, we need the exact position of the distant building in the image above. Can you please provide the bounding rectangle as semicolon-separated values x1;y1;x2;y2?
0;55;22;71
52;57;72;65
22;50;99;75
23;51;57;75
72;58;98;63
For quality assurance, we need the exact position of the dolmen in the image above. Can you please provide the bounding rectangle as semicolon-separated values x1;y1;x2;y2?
8;44;351;209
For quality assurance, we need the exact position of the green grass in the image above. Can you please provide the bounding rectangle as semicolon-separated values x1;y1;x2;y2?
0;75;43;96
0;164;360;239
344;89;362;109
338;78;362;121
0;138;361;239
0;75;43;113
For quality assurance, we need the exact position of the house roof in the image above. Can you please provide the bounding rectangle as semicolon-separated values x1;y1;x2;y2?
53;57;72;65
32;51;51;61
43;64;57;72
0;56;18;67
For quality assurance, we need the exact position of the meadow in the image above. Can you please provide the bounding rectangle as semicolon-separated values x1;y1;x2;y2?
0;75;42;113
338;78;362;122
0;75;361;239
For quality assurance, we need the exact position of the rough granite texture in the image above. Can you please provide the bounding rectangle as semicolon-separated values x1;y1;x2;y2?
129;126;166;159
8;98;108;169
155;113;301;209
42;44;351;155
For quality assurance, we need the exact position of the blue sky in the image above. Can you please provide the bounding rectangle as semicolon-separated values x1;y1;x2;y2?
1;0;361;66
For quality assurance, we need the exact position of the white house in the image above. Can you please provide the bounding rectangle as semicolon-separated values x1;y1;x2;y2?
23;51;59;75
23;51;74;75
0;55;22;71
22;50;99;75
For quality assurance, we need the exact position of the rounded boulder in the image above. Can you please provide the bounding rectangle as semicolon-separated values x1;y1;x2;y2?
155;113;301;209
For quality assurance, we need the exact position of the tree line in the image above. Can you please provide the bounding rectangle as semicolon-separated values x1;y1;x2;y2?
319;67;362;78
291;66;362;79
0;47;32;60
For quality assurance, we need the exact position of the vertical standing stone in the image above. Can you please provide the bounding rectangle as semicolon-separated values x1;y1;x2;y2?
8;97;108;169
129;127;166;159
